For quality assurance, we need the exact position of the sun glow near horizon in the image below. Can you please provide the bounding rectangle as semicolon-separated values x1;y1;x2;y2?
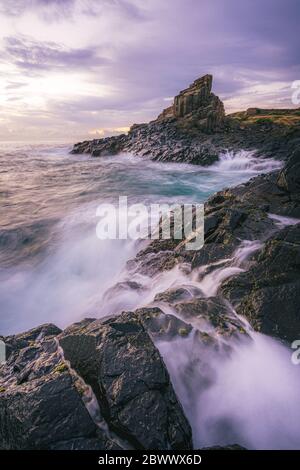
0;0;299;141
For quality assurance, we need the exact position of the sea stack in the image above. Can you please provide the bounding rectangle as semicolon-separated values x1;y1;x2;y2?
157;74;225;132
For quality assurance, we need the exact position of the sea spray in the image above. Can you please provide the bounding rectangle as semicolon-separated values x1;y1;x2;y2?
151;236;300;449
157;325;300;449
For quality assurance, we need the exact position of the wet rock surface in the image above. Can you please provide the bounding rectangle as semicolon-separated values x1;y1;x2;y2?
0;313;193;450
222;224;300;342
58;311;193;450
0;324;118;450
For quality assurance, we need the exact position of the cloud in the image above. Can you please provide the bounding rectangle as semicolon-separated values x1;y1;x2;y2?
0;0;299;140
0;0;146;22
82;0;146;20
3;35;110;71
5;81;27;90
0;0;75;19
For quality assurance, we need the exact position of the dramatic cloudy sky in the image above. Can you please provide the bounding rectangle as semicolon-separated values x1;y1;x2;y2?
0;0;299;141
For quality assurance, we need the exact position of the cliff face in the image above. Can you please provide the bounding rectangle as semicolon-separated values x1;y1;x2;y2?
157;74;225;132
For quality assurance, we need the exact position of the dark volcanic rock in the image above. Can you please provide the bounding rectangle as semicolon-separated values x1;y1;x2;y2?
0;325;117;450
222;224;300;342
0;313;193;450
136;307;193;340
1;323;62;359
173;297;248;337
277;149;300;194
58;311;193;450
154;286;200;304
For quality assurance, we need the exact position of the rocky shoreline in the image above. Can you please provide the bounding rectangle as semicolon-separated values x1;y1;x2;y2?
71;74;300;164
1;152;299;450
1;75;300;450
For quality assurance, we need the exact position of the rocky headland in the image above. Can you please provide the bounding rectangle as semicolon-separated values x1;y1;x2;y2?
1;75;300;450
71;74;300;163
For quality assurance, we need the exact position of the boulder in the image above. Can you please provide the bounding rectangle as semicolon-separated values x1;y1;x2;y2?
277;149;300;194
0;313;193;450
0;325;117;450
222;224;300;342
2;323;62;358
58;311;193;450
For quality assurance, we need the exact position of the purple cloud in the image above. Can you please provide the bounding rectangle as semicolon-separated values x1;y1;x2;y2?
0;0;75;18
0;0;145;21
0;0;299;141
4;36;110;71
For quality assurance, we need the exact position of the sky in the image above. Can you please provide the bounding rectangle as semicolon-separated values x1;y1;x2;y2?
0;0;299;141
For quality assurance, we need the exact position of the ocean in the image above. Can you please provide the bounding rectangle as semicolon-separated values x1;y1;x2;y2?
0;142;281;334
3;142;300;450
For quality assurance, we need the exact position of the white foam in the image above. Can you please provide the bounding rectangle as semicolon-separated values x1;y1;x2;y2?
211;150;283;173
158;328;300;450
269;213;300;228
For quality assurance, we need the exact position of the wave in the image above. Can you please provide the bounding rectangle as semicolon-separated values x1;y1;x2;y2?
210;150;283;173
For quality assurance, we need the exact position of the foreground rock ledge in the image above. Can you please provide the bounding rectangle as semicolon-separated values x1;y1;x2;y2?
0;313;192;450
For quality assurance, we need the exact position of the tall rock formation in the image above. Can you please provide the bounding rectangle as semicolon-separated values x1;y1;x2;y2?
157;74;225;132
71;73;300;163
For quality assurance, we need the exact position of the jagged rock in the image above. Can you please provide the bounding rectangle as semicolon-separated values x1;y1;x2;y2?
72;134;127;156
0;313;193;450
0;324;118;450
58;311;193;450
124;150;299;344
154;286;201;304
136;307;193;340
277;149;300;194
1;323;61;359
173;297;248;337
103;280;144;302
174;75;214;117
157;74;225;133
222;224;300;342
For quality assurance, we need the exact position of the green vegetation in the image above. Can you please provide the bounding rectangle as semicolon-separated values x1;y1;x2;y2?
178;327;189;337
53;362;68;374
228;108;300;127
